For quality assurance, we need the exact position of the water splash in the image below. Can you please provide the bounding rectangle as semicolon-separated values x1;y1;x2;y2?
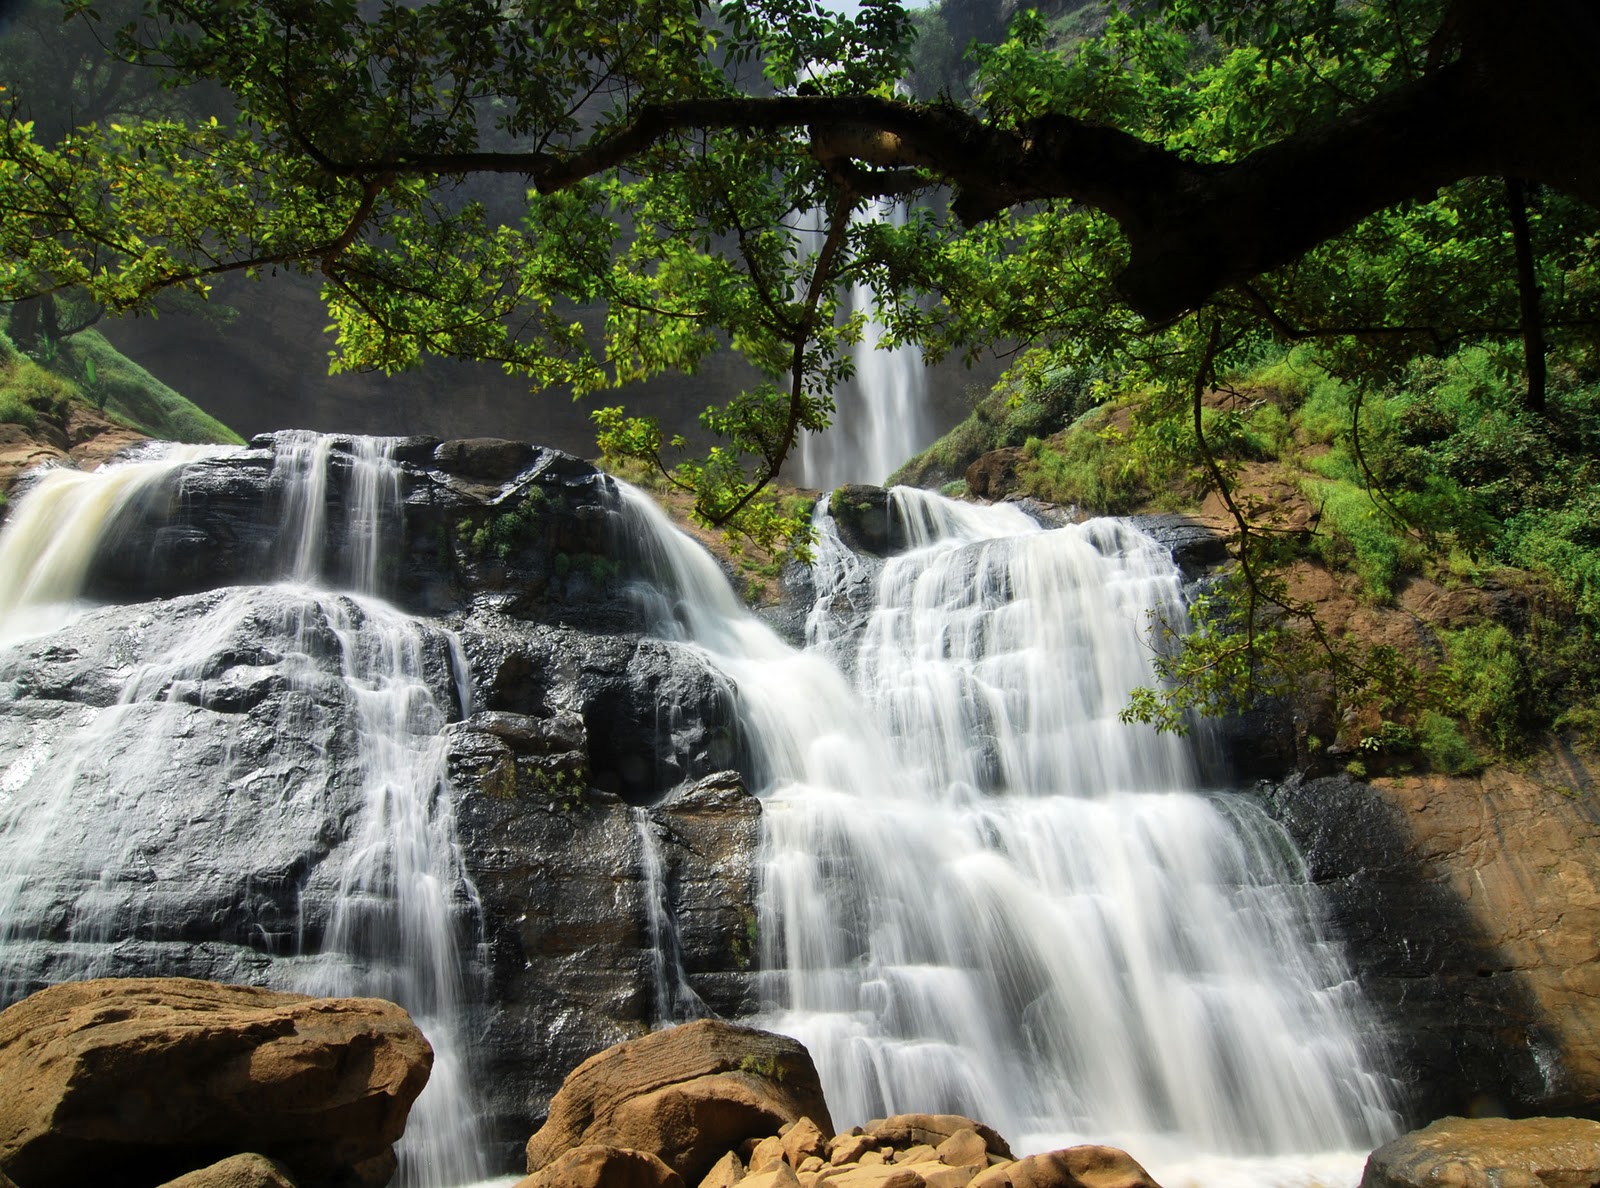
0;444;223;645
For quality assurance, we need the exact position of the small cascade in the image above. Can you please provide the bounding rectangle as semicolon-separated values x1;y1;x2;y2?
793;201;933;488
0;434;485;1188
632;807;709;1027
614;482;1397;1186
0;444;223;645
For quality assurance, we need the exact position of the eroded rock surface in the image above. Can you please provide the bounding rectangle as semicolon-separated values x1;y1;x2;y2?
0;978;429;1188
525;1020;832;1187
1266;745;1600;1120
1360;1116;1600;1188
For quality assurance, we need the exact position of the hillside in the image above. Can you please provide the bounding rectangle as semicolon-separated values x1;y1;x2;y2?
893;343;1600;775
0;327;243;492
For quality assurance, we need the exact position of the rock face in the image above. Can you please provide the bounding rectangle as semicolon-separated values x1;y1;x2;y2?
517;1145;685;1188
525;1020;833;1186
1264;746;1600;1121
1361;1116;1600;1188
0;978;430;1188
0;437;765;1166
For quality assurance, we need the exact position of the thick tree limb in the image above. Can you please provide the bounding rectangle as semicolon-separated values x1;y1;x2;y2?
302;0;1600;324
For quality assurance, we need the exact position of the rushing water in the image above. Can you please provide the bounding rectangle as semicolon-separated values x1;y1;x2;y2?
0;436;485;1188
0;436;1399;1188
793;201;934;489
617;484;1398;1188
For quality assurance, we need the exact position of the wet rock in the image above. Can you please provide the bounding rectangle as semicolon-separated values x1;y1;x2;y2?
1125;513;1229;581
525;1020;833;1187
0;978;430;1188
653;773;763;1012
1361;1116;1600;1188
576;637;743;804
433;437;537;483
828;486;904;557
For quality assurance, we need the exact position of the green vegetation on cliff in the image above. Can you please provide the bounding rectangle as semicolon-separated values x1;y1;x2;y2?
899;340;1600;769
0;326;243;445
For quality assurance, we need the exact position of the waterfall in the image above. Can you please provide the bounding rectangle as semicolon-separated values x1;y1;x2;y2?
633;807;709;1028
0;444;224;646
793;201;933;488
616;483;1397;1187
0;435;486;1188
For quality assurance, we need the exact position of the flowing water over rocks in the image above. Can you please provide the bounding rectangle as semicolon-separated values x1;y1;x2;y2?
615;485;1401;1187
0;435;1430;1188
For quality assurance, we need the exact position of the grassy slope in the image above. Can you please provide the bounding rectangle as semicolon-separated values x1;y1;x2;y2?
0;327;243;446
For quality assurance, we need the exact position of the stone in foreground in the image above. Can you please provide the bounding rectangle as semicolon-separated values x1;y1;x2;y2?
159;1154;300;1188
970;1147;1163;1188
0;978;431;1188
525;1019;833;1187
515;1144;684;1188
1361;1116;1600;1188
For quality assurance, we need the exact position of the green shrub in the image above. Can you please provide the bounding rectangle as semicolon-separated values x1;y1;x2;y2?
1303;479;1422;601
1416;710;1482;775
0;390;39;430
1442;623;1536;753
1019;417;1152;513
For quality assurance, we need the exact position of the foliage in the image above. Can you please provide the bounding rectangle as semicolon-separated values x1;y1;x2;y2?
0;351;75;430
457;488;547;561
1;0;1599;762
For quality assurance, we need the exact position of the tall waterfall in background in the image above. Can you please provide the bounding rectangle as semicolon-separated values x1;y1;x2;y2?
0;436;486;1188
793;201;933;489
619;485;1397;1187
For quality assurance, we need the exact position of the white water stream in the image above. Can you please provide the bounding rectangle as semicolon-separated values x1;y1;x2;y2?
793;201;933;489
617;484;1398;1188
0;436;485;1188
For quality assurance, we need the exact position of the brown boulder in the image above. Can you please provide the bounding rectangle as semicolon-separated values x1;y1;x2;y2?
964;447;1025;501
516;1145;685;1188
526;1020;833;1187
0;978;432;1188
158;1154;299;1188
1360;1116;1600;1188
971;1147;1162;1188
868;1118;1013;1161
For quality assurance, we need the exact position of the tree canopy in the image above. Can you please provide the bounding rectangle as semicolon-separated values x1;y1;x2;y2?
1;0;1597;552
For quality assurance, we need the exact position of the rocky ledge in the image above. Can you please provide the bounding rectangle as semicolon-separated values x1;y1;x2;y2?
0;978;431;1188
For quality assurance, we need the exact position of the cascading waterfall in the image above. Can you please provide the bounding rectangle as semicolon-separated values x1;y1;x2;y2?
0;435;485;1188
0;444;225;646
793;200;933;489
617;483;1397;1187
